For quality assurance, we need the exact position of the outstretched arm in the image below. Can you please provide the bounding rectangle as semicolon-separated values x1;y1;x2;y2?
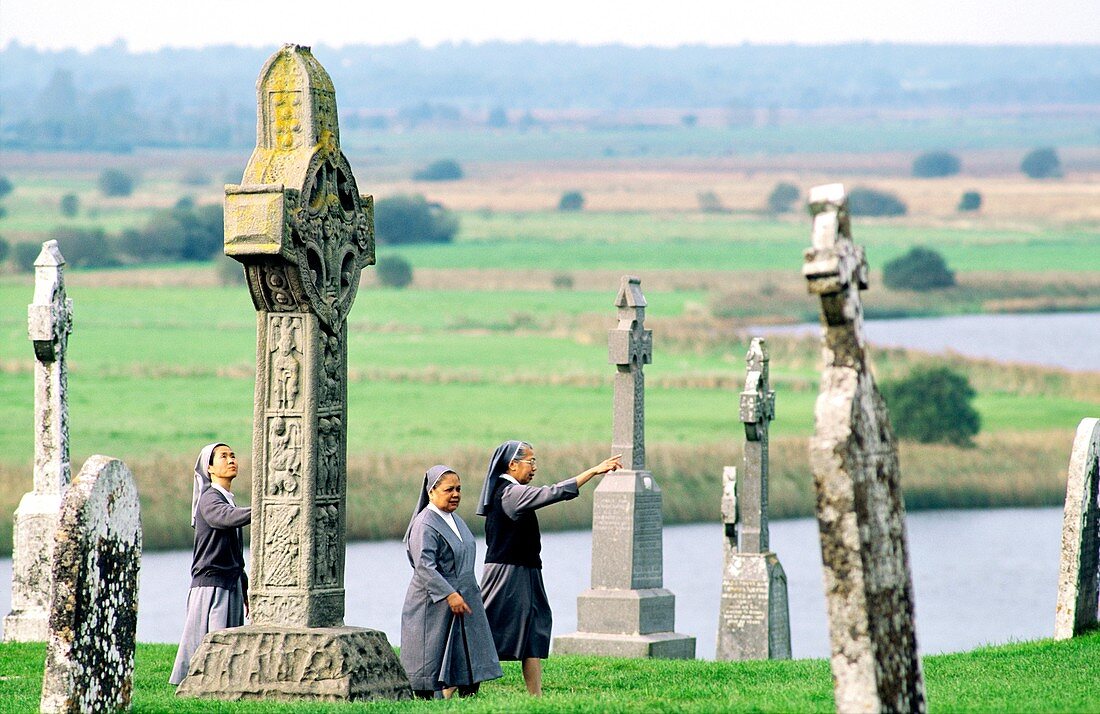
501;454;623;518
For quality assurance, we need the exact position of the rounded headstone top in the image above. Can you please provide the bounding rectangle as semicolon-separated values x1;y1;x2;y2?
35;240;66;268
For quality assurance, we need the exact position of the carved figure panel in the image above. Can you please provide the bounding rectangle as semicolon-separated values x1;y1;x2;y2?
262;505;301;587
317;416;342;497
268;315;303;411
314;505;341;586
267;416;303;496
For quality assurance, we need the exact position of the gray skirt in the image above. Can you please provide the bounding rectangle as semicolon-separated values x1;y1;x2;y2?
480;563;552;660
169;582;244;685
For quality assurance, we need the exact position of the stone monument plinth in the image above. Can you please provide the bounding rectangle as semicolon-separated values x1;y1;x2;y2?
716;338;791;661
5;240;73;643
176;44;411;702
553;277;695;659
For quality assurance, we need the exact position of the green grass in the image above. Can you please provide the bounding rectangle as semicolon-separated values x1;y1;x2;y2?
4;632;1100;712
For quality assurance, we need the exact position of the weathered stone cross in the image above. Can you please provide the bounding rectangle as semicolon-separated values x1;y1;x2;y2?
609;275;652;471
735;337;775;554
5;240;73;642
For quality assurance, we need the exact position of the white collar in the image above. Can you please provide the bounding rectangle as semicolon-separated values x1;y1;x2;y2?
210;483;236;506
426;503;462;540
500;474;520;485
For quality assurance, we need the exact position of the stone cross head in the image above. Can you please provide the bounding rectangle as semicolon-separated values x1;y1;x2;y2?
802;183;868;331
28;240;73;362
739;338;775;442
609;275;653;369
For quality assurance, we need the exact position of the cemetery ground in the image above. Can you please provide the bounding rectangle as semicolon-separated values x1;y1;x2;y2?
3;632;1100;712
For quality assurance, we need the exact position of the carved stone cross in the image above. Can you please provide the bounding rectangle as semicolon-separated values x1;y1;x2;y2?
5;240;73;642
736;337;775;554
609;275;652;471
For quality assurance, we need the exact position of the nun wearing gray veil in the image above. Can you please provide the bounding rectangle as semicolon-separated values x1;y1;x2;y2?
400;465;502;699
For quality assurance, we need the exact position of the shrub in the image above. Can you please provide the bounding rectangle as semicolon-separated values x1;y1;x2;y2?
882;366;981;446
912;151;961;178
0;176;12;199
117;203;223;262
558;191;585;212
14;242;40;272
98;169;135;197
1020;148;1062;179
767;182;801;213
697;191;728;213
376;254;414;288
0;235;9;263
375;195;458;245
49;227;118;268
848;187;907;217
552;273;575;290
413;159;463;181
883;246;956;291
181;170;210;186
60;193;79;217
957;191;982;212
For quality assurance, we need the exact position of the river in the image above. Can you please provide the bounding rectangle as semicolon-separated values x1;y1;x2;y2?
0;506;1062;660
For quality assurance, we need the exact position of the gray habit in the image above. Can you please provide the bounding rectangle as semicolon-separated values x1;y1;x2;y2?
169;582;243;684
480;478;578;660
401;509;503;691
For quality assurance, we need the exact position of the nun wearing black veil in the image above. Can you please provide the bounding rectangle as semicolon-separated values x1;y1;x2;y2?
477;441;622;696
400;465;502;699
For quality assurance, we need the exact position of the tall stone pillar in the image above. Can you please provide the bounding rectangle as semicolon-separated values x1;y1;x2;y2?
803;184;925;713
1054;417;1100;640
176;45;410;701
554;276;695;659
716;338;791;661
4;240;73;642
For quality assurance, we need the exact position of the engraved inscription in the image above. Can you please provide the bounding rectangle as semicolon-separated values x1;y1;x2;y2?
721;578;769;631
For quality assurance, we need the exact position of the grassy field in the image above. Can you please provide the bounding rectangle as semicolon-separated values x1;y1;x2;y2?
4;632;1100;712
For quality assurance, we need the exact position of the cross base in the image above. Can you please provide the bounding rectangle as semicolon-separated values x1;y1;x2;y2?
716;552;791;661
554;588;695;659
553;631;695;659
4;491;63;642
176;625;412;702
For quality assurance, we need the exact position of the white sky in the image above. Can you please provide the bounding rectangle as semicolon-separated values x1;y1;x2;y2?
3;0;1099;51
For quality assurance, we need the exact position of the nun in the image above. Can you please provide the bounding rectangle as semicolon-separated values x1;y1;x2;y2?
477;441;622;696
169;443;252;685
400;465;502;699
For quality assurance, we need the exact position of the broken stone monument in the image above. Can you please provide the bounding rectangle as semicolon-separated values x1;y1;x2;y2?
5;240;73;643
175;45;411;701
802;184;925;713
553;276;695;659
1054;417;1100;640
40;455;141;714
716;338;791;661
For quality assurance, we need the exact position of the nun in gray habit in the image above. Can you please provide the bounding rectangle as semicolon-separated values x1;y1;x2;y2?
400;465;502;698
169;443;252;685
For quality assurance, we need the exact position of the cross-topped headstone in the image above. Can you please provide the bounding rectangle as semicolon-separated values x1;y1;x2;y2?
554;276;694;659
1054;417;1100;640
609;275;652;471
716;338;789;661
803;184;925;713
5;240;74;642
736;337;775;554
177;45;410;702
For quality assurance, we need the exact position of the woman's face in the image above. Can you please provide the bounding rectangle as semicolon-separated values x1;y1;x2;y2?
429;472;461;513
208;445;238;482
508;446;537;484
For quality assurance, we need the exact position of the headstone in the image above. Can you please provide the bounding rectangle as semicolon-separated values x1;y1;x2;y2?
553;276;695;659
175;44;410;702
1054;417;1100;640
40;455;141;714
715;338;791;660
802;183;925;713
5;240;73;642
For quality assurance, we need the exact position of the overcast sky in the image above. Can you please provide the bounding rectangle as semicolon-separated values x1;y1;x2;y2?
3;0;1098;51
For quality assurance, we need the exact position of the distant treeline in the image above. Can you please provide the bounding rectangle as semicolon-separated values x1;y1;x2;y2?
1;41;1098;151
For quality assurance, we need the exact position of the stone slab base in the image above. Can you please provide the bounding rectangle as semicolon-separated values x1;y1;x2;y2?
575;587;675;635
2;611;48;642
176;625;412;701
553;631;696;659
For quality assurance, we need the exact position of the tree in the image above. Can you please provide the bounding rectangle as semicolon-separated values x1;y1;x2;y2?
1021;148;1062;179
98;169;135;197
697;191;728;213
0;235;9;264
0;177;12;200
883;246;955;291
767;182;801;213
60;193;79;217
882;366;980;446
487;107;508;128
912;151;961;178
375;195;459;245
558;191;585;211
376;254;414;288
413;159;463;181
14;242;40;272
848;187;907;217
49;227;118;268
957;191;982;212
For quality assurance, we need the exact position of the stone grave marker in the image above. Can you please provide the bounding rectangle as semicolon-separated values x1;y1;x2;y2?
1054;417;1100;640
40;455;141;714
175;44;410;701
716;338;791;661
802;184;925;713
5;240;73;642
554;276;695;658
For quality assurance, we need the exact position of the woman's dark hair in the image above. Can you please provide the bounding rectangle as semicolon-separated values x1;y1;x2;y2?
208;443;229;466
